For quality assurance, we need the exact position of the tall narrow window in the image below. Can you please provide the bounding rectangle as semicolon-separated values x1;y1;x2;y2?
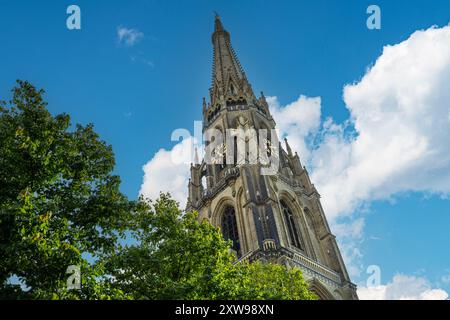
221;206;240;256
281;200;302;249
234;136;238;165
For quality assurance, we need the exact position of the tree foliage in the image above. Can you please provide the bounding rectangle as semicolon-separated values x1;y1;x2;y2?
105;194;316;300
0;81;316;300
0;80;132;299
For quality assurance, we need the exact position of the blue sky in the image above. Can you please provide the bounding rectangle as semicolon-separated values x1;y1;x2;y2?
1;0;450;299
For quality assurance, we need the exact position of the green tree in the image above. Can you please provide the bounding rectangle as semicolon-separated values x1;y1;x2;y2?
105;194;316;300
0;80;133;299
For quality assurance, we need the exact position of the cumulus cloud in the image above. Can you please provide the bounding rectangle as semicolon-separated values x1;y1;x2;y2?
268;95;321;161
328;24;450;217
340;243;364;278
139;137;195;208
269;24;450;220
265;24;450;277
117;26;144;46
332;218;365;240
358;274;448;300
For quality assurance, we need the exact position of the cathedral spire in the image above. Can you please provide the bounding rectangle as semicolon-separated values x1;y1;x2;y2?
210;15;254;106
188;17;358;300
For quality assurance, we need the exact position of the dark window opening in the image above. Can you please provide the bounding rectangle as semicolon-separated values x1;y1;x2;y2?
221;206;241;256
281;200;302;249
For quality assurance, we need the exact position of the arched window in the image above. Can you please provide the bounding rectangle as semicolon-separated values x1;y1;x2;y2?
221;206;240;256
281;200;302;249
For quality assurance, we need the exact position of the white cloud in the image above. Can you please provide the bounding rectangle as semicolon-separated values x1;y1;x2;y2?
269;24;450;220
267;24;450;277
329;218;365;240
117;26;144;46
358;274;448;300
340;243;364;278
331;218;365;277
139;137;195;208
268;95;321;161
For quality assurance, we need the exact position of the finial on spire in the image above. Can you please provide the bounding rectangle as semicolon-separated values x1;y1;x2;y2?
194;147;199;165
214;11;224;31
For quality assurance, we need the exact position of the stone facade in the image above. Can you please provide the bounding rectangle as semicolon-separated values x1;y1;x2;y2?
186;15;358;300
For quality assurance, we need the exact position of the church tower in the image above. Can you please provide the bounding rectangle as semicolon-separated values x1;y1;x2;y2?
187;15;358;300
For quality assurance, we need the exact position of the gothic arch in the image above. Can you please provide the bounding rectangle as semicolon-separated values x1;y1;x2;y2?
307;279;335;300
212;197;235;226
276;190;317;258
221;206;240;255
212;197;245;256
226;75;239;96
280;199;302;250
276;191;307;252
333;289;344;300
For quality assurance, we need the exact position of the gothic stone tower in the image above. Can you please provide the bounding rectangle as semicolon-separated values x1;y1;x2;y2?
187;15;358;300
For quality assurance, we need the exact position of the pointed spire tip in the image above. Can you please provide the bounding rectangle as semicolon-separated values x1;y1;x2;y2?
285;138;293;156
213;12;224;32
194;147;199;164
